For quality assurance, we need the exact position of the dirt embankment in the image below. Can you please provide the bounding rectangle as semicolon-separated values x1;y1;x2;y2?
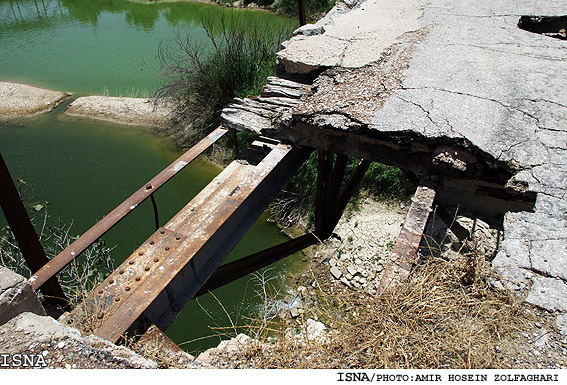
65;96;173;129
0;82;70;118
0;81;174;128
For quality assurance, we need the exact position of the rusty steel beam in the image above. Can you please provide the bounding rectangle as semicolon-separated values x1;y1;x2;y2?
0;153;68;307
377;178;438;292
196;156;368;298
327;159;371;235
30;126;228;291
195;232;319;297
195;157;368;297
65;140;310;343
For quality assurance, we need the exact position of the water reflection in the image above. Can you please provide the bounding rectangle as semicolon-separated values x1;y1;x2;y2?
0;0;295;94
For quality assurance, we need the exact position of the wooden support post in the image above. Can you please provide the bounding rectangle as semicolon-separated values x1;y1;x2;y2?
328;159;371;233
377;178;438;292
297;0;306;26
401;169;470;241
330;154;348;207
315;150;327;232
0;153;68;307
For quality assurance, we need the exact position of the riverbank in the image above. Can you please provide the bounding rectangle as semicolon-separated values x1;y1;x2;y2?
65;96;173;129
0;81;174;129
190;197;567;369
0;83;70;118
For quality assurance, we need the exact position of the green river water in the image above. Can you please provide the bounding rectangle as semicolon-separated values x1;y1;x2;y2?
0;0;302;352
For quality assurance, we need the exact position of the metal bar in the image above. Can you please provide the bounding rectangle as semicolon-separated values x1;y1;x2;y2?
195;232;319;297
30;126;228;290
328;159;371;233
0;153;68;306
150;194;160;231
231;128;239;155
377;179;438;292
297;0;306;26
314;150;327;232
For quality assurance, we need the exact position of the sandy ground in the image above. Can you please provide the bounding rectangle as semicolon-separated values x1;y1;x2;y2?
65;96;173;128
0;82;70;117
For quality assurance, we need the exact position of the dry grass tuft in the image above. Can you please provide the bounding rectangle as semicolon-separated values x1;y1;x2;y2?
234;254;535;369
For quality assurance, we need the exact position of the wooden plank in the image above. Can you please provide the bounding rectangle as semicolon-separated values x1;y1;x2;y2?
377;179;438;292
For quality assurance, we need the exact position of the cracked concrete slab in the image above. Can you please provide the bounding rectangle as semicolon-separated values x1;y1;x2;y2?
283;1;567;331
277;0;426;73
225;0;567;332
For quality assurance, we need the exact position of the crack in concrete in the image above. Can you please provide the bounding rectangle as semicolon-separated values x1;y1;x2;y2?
401;86;545;129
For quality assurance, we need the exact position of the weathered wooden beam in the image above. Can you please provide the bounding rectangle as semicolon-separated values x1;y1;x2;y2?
377;178;438;292
401;169;470;242
328;159;371;234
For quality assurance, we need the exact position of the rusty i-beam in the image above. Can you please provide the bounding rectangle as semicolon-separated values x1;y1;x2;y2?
64;138;310;342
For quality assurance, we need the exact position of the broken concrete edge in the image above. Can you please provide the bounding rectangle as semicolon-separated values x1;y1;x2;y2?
0;267;186;368
0;312;158;369
195;318;328;366
273;0;567;337
0;266;46;327
277;0;425;74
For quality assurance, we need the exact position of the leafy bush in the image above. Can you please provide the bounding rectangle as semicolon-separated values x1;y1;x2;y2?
154;12;295;144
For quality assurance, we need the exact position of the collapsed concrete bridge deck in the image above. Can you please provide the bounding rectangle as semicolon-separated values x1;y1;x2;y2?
222;0;567;332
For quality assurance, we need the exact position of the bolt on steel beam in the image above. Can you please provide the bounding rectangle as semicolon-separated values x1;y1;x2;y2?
30;126;228;291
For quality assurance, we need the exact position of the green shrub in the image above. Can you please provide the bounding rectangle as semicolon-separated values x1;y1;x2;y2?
154;12;295;143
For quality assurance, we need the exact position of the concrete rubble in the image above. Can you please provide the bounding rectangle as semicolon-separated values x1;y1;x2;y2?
0;267;159;368
0;267;46;326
